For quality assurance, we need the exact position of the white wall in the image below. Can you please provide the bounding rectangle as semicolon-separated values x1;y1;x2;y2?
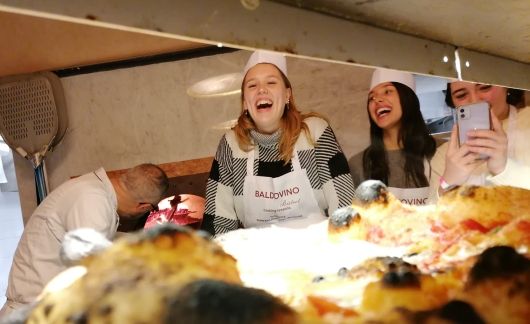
0;174;23;306
0;145;23;304
14;50;375;222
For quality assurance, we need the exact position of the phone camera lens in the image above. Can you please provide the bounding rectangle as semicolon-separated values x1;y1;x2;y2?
459;109;465;113
460;114;465;118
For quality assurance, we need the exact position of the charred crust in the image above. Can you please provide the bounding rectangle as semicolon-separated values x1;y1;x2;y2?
66;311;88;324
379;257;415;270
355;180;389;205
329;206;360;228
98;305;113;316
468;246;530;286
43;304;54;317
404;300;485;324
126;224;199;245
164;279;296;323
436;300;485;324
312;275;325;283
382;270;420;288
337;267;349;277
348;257;417;281
142;224;192;239
381;259;421;288
437;300;486;324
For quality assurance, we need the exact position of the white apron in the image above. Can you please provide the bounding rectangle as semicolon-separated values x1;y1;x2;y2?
388;159;431;206
388;187;430;205
242;148;325;228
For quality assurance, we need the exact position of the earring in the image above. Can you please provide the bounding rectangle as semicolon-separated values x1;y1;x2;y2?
245;110;249;116
285;100;290;110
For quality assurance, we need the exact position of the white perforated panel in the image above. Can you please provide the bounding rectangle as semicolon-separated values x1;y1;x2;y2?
0;75;58;154
0;78;56;138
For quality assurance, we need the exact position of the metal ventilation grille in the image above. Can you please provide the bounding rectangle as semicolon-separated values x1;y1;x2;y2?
0;78;57;141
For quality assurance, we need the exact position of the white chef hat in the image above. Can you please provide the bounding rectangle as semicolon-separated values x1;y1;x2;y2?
370;68;415;92
243;50;288;76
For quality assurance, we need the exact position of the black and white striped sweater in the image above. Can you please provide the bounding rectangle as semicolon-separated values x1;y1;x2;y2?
201;117;355;236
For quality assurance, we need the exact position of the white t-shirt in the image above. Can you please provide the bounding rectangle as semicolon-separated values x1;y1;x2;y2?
5;168;118;305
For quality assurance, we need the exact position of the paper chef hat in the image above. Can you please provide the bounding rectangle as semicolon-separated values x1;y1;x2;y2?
370;68;416;92
243;50;288;76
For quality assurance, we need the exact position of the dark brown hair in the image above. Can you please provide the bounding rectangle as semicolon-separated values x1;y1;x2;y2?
363;82;436;187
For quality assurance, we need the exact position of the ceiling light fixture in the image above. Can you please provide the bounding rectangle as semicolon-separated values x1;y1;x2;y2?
211;119;238;130
241;0;260;10
187;72;243;98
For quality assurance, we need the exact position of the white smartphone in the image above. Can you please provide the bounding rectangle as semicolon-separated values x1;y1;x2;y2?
454;101;491;159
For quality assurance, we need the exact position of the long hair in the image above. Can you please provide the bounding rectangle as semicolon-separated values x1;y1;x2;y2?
362;82;436;187
233;66;325;165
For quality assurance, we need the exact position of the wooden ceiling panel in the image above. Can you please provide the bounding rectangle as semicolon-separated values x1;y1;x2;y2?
0;10;206;77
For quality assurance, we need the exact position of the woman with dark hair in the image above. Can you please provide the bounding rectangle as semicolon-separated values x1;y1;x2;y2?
202;50;355;236
349;68;436;205
444;83;524;109
431;81;530;192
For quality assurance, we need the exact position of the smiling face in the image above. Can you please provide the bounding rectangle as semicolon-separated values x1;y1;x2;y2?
368;82;403;131
450;81;508;119
242;63;291;134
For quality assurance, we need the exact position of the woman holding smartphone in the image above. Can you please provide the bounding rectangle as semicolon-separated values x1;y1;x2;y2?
430;81;530;194
349;68;436;205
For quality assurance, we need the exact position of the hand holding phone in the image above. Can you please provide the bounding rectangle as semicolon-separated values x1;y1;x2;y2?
465;111;509;175
454;101;491;159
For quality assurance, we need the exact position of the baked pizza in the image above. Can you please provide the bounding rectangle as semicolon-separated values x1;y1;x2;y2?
218;181;530;323
329;181;530;270
25;225;293;324
10;181;530;324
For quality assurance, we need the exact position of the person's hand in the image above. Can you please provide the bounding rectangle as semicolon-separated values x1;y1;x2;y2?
466;111;508;176
441;125;483;187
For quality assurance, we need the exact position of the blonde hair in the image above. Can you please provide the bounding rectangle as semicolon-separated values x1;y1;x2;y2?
233;68;327;165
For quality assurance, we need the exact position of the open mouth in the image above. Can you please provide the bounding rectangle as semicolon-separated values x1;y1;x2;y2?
376;107;391;118
256;99;273;110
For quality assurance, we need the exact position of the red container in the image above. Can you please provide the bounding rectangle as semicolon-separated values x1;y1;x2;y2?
144;194;204;230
